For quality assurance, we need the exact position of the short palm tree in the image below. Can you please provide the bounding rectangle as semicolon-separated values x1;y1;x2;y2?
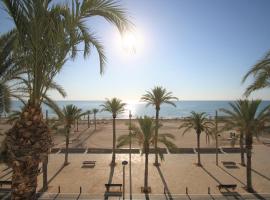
117;116;176;193
2;0;131;198
220;100;270;192
242;51;270;96
179;112;213;166
59;105;82;165
101;98;126;165
92;108;99;130
141;86;178;166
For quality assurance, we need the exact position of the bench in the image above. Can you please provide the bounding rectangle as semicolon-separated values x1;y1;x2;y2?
0;180;12;188
217;184;237;190
83;161;96;164
104;183;122;197
81;161;96;168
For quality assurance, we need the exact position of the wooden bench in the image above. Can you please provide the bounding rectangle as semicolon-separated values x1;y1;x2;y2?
83;161;96;164
217;184;237;190
82;161;96;168
0;180;12;188
104;183;122;197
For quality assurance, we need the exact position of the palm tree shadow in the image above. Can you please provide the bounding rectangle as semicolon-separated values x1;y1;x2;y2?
47;163;66;185
156;166;173;200
201;166;244;199
201;166;222;184
76;193;81;200
104;165;115;200
107;165;115;184
0;168;12;179
217;165;245;185
252;190;267;200
217;167;266;200
144;192;150;200
252;168;270;181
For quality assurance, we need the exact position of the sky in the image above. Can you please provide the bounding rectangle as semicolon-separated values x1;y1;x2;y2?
1;0;270;101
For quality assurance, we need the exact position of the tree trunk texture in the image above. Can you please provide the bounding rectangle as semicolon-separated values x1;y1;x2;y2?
5;104;52;199
87;114;90;128
154;109;159;165
240;131;245;166
64;128;70;165
197;132;201;166
94;114;96;131
246;133;253;192
112;116;116;165
144;144;149;192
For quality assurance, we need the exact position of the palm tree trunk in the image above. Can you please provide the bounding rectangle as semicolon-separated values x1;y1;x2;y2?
94;114;96;131
144;144;149;192
5;104;51;199
154;109;159;166
240;131;245;166
112;116;116;165
87;114;90;128
64;127;70;165
197;132;201;166
12;158;40;199
246;133;253;192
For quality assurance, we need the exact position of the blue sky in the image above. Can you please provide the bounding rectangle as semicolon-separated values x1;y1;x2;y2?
1;0;270;101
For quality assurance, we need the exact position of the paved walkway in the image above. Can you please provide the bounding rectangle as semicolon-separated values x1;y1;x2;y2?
38;192;270;199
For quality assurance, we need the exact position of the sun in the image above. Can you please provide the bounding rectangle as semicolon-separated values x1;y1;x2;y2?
121;31;137;53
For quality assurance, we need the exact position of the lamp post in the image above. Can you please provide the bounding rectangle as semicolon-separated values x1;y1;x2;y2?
215;110;219;166
129;111;132;200
122;160;128;200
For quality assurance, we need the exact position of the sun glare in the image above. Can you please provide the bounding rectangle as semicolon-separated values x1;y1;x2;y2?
121;31;138;54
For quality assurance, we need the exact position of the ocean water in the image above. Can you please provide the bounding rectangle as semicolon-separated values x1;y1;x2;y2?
9;100;270;119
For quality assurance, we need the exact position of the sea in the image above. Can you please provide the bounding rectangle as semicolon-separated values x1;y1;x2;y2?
8;100;270;119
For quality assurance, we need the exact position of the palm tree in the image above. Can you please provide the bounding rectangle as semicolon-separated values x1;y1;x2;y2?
242;51;270;96
220;100;270;192
101;98;126;165
60;105;82;165
219;106;246;166
117;116;176;193
92;108;99;130
0;30;23;117
179;112;213;166
85;110;92;128
2;0;130;198
141;86;178;166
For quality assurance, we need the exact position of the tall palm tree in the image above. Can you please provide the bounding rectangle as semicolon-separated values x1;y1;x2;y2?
2;0;130;198
219;104;246;166
220;100;270;192
141;86;178;166
242;51;270;96
117;116;176;193
100;98;126;165
60;105;82;165
85;110;92;128
92;108;99;130
179;112;213;166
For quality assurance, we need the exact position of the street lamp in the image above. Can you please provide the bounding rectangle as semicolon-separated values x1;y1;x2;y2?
129;111;132;200
122;160;128;200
